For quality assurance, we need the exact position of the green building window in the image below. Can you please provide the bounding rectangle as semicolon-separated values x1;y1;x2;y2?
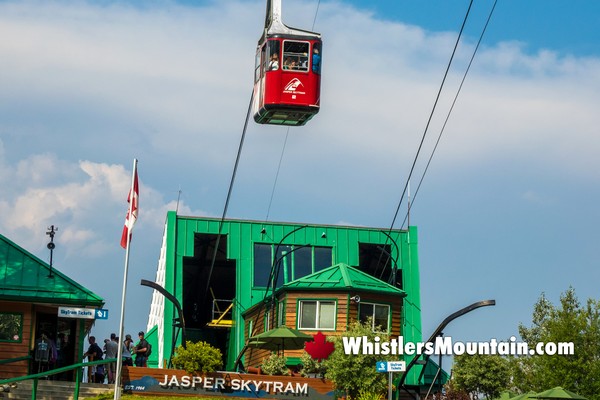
298;300;335;330
359;303;390;332
0;312;23;342
254;244;272;287
253;244;333;288
314;246;332;272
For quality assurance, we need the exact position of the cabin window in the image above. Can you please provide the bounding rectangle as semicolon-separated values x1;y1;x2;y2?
277;301;285;327
267;40;280;71
298;300;335;330
255;45;264;82
359;303;390;332
312;42;321;74
265;310;271;332
283;40;310;72
0;312;23;342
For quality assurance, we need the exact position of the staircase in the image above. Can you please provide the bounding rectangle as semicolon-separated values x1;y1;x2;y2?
0;380;112;400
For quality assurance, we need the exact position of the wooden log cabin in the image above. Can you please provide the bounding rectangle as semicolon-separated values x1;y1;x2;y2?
241;263;405;369
0;234;104;380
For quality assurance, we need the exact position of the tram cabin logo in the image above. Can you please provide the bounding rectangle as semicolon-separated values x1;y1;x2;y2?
283;78;305;95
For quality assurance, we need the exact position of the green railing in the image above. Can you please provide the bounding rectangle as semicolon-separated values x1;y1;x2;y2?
0;355;32;365
0;357;117;400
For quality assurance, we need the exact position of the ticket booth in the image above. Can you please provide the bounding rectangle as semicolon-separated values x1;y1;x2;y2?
0;234;104;380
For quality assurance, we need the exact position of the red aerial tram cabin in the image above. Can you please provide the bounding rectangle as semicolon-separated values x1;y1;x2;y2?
253;0;322;126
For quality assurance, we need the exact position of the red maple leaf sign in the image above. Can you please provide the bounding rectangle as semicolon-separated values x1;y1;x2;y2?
305;331;335;361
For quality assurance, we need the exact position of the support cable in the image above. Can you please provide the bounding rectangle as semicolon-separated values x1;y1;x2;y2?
263;0;321;223
399;0;498;230
265;131;289;221
203;91;254;303
387;0;474;234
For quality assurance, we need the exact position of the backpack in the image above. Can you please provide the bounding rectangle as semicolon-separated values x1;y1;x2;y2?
145;342;152;357
92;343;104;360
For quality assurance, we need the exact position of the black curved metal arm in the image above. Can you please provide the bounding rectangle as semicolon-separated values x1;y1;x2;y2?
398;299;496;388
140;279;187;348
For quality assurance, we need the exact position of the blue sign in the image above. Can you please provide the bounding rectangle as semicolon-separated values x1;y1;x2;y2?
95;309;109;320
376;360;406;372
376;361;388;372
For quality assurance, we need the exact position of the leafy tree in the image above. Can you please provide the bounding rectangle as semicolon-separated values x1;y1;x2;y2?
322;319;393;399
452;353;510;399
171;340;223;374
513;288;600;400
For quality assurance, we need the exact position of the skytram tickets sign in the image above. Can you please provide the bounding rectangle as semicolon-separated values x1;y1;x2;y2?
121;367;334;399
58;307;95;319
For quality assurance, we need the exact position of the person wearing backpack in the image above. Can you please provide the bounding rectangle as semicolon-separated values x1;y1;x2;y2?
133;331;149;367
83;336;105;382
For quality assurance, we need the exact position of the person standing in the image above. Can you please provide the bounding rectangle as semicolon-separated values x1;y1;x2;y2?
104;333;119;384
122;334;134;366
133;331;149;367
312;47;321;73
83;336;104;383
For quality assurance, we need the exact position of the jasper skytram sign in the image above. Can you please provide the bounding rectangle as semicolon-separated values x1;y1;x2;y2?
121;367;334;399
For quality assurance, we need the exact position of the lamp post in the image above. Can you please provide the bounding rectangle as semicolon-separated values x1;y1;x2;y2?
46;225;58;278
398;299;496;398
140;279;187;367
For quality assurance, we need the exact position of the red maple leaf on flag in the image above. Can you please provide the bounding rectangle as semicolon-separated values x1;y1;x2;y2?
305;331;335;361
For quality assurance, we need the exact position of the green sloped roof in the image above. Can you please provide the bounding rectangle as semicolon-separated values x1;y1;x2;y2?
282;263;406;296
0;234;104;307
419;357;450;386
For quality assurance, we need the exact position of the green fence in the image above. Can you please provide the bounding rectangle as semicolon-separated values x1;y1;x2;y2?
0;357;117;400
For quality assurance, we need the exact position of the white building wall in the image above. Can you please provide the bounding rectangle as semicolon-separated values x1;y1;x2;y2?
147;221;167;367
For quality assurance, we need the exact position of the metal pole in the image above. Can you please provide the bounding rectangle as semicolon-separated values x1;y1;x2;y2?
114;158;138;400
388;371;393;400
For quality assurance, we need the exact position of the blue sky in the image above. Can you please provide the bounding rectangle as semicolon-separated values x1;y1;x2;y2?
1;0;599;369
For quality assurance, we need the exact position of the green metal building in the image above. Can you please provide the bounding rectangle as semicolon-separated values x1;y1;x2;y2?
145;211;422;385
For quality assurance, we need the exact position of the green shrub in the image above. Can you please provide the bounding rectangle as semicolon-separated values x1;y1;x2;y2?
323;318;392;398
356;389;385;400
299;350;326;377
260;353;289;376
171;340;223;374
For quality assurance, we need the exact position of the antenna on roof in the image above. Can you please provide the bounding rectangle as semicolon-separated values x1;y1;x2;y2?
46;225;57;278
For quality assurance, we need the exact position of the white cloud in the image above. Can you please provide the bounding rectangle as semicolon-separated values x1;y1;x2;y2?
0;0;597;181
0;0;599;345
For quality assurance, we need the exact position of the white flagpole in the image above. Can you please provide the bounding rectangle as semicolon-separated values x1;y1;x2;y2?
114;158;138;400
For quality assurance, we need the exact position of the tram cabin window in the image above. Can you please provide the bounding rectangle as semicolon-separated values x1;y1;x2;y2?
267;41;280;71
255;47;263;82
283;41;309;72
312;42;321;74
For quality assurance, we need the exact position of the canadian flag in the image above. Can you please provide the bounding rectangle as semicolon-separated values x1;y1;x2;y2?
120;162;139;249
